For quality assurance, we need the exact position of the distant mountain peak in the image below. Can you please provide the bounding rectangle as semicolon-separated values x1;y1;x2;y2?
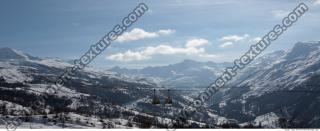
285;42;320;60
109;59;232;88
0;47;27;60
181;59;197;63
177;59;200;66
0;47;40;60
293;41;320;49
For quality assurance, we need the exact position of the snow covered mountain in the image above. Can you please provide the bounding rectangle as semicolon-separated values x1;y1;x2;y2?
2;41;320;128
210;41;320;127
0;47;40;61
0;47;225;129
110;59;232;89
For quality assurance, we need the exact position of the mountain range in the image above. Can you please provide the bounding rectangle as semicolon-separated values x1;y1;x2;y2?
0;41;320;128
210;41;320;127
110;59;232;89
0;47;222;128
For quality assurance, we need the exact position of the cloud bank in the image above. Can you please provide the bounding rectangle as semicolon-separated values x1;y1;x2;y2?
219;34;261;48
107;38;216;61
116;28;175;42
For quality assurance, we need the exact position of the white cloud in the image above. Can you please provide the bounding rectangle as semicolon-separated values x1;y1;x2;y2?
219;34;261;48
220;42;233;48
107;50;148;61
107;38;216;61
219;34;249;42
116;28;175;42
186;38;209;48
271;10;289;18
158;29;175;35
314;0;320;5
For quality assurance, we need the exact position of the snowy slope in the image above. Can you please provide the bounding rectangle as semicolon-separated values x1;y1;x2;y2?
0;47;224;128
210;41;320;127
232;41;320;96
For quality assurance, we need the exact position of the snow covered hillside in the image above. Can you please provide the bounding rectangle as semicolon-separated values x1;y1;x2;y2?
210;41;320;128
0;47;224;129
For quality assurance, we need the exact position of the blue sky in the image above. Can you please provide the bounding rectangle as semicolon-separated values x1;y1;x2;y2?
0;0;320;68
